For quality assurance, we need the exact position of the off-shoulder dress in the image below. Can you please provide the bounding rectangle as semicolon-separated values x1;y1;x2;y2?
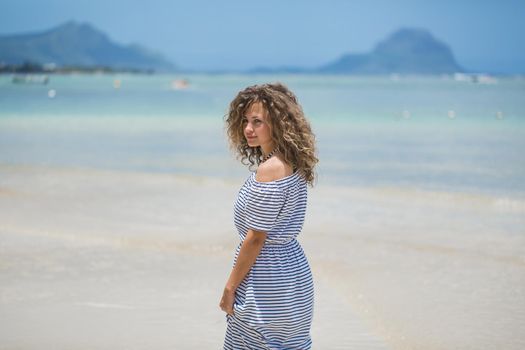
224;171;314;349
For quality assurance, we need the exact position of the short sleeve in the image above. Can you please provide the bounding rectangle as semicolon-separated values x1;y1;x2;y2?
245;182;285;233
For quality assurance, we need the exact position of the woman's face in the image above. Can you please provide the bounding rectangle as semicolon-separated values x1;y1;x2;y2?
243;102;273;149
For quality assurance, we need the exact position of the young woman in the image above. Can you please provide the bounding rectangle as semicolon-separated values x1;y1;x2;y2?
220;83;318;349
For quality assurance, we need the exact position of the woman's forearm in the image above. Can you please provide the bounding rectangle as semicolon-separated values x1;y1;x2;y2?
225;229;267;291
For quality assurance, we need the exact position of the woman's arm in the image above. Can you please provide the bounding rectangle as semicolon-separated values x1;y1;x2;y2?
220;229;267;315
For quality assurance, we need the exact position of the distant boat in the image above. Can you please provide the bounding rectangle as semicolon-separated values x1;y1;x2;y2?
171;79;189;90
453;73;497;84
12;75;49;85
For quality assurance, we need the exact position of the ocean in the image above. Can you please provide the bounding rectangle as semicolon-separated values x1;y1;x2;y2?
1;73;525;349
1;73;524;197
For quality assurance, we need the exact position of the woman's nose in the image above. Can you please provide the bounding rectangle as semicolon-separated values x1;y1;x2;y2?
245;122;253;133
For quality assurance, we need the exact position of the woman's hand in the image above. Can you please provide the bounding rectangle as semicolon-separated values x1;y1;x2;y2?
220;287;236;315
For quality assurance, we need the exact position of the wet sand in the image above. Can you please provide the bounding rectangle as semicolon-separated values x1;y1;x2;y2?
1;164;524;349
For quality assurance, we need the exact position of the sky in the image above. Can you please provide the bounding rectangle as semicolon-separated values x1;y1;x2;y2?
1;0;525;73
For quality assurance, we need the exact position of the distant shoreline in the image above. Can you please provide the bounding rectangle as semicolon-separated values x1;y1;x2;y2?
0;62;155;75
3;60;524;78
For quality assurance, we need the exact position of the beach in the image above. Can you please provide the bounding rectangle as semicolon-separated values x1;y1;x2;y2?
1;163;524;349
1;74;524;349
0;164;386;349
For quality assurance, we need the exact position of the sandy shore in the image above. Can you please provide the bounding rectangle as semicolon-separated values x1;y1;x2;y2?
1;164;524;349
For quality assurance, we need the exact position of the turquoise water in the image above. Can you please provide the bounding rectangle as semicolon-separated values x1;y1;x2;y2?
1;73;524;197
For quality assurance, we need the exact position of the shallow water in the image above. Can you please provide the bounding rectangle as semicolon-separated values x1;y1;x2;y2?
1;73;524;197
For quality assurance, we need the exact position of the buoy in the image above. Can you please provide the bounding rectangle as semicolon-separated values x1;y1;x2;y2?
113;79;121;89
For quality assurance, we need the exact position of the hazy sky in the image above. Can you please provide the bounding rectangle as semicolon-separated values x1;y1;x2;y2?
2;0;524;73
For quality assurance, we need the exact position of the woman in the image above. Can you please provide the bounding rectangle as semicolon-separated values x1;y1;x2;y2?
220;83;318;349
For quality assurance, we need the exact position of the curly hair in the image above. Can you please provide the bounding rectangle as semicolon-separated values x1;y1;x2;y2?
225;82;318;186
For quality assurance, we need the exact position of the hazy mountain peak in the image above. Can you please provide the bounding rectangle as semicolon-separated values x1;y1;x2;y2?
374;28;450;55
50;21;107;38
0;21;176;72
319;27;463;74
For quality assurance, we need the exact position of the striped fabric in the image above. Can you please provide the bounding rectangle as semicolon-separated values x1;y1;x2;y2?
224;171;314;349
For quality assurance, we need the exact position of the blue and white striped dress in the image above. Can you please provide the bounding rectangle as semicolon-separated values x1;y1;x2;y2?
224;171;314;349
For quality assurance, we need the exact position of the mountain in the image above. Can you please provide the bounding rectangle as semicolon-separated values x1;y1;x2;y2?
0;21;176;72
318;28;463;74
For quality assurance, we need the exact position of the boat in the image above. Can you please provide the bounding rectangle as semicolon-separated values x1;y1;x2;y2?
12;75;50;85
170;79;189;90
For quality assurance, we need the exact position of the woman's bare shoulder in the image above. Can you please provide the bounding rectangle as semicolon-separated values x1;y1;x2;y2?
256;156;293;182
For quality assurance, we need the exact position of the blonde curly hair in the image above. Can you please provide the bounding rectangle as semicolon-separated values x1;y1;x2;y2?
225;82;318;186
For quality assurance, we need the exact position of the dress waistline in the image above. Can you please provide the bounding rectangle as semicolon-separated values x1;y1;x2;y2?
264;237;298;247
